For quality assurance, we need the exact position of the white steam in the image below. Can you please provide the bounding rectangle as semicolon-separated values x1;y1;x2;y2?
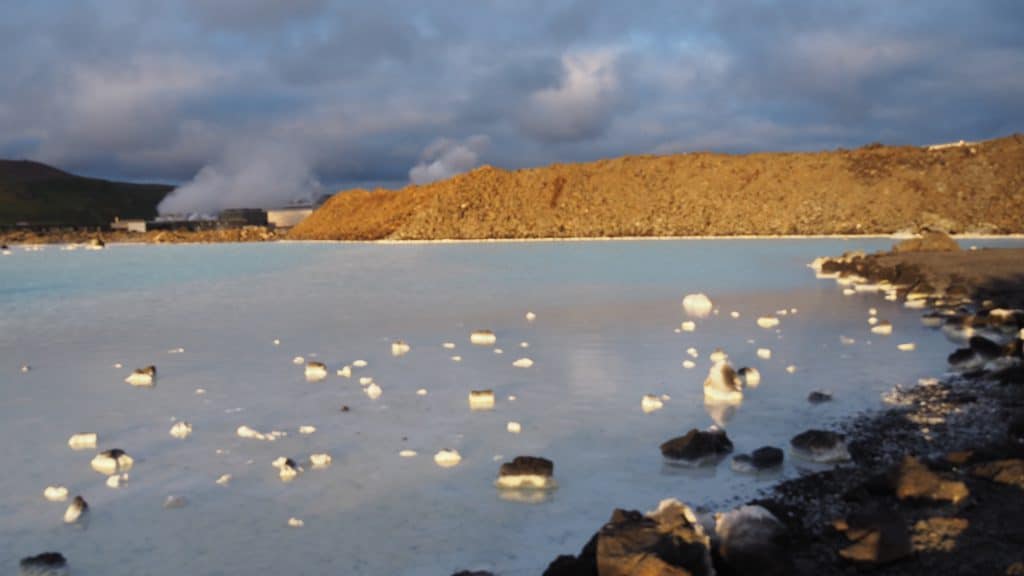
158;141;322;215
409;135;489;185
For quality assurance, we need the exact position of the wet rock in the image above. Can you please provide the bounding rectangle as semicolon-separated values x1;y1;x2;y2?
972;459;1024;489
451;571;494;576
834;510;912;564
91;449;134;475
889;456;969;503
63;495;88;525
732;446;784;473
892;231;960;253
661;427;734;466
807;390;833;404
714;505;792;576
125;365;156;386
1009;415;1024;443
19;552;68;576
911;517;968;552
496;456;556;490
790;430;851;463
595;500;714;576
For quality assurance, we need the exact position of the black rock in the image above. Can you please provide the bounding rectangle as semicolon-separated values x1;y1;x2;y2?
544;533;598;576
969;336;1003;359
499;456;554;478
19;552;67;576
947;347;976;366
594;503;713;576
451;572;493;576
790;430;850;462
1009;414;1024;443
661;428;734;464
808;391;833;404
751;446;785;469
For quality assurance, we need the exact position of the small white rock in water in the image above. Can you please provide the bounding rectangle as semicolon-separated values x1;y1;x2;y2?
451;355;462;362
786;365;797;374
520;341;529;348
125;365;156;387
869;307;878;316
68;433;97;451
163;495;187;509
169;421;192;439
353;360;368;368
871;321;893;335
20;364;31;373
840;335;856;345
737;367;761;388
442;342;456;349
273;339;280;346
687;347;699;358
469;389;496;411
897;342;916;351
391;340;411;357
434;449;462;468
508;395;517;401
756;316;780;329
91;449;133;475
470;330;497;346
682;360;696;369
236;425;282;441
44;486;69;502
292;356;305;365
215;474;232;486
904;299;927;309
168;347;185;354
512;358;534;368
704;361;743;403
682;293;714;319
756;348;772;360
641;394;664;414
63;495;88;525
113;362;123;369
359;376;374;386
681;321;696;332
337;365;352;378
507;421;522;434
304;361;327;381
495;456;557;490
365;382;382;400
399;449;418;458
194;388;206;395
526;311;537;321
416;388;428;396
709;349;728;363
842;288;856;296
298;425;316;435
273;457;302;482
494;348;503;354
105;474;128;488
310;453;332;468
288;517;304;528
867;316;879;326
730;311;741;319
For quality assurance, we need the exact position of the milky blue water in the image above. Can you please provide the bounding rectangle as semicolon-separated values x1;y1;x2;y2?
2;238;1022;575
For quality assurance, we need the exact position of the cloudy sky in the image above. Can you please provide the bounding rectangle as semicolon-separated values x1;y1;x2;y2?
1;1;1022;211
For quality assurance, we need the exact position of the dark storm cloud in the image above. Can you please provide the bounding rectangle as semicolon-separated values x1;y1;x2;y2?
0;0;1021;210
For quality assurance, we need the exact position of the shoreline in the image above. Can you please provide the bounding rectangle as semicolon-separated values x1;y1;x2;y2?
539;239;1024;576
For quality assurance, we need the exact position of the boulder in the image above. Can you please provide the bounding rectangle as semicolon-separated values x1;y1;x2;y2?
807;391;833;404
714;505;792;576
596;501;714;576
892;231;960;253
496;456;556;490
790;430;850;463
661;428;734;466
834;510;912;564
889;456;969;504
732;446;784;473
19;552;68;576
972;459;1024;489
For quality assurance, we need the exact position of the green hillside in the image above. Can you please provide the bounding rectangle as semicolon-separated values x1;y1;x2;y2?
0;159;173;227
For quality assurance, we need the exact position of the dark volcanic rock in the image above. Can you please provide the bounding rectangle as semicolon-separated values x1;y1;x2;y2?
892;231;960;253
970;336;1004;358
714;505;792;576
733;446;784;473
808;390;833;404
790;430;850;463
835;510;913;565
19;552;68;576
596;502;713;576
661;428;733;465
888;456;969;503
499;456;554;478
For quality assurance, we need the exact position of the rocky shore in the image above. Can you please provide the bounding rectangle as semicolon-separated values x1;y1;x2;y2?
0;225;281;245
527;235;1024;576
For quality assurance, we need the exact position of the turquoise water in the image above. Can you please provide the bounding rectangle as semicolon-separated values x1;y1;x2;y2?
1;238;1021;575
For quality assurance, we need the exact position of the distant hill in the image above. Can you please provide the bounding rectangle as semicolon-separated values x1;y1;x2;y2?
291;134;1024;240
0;159;173;228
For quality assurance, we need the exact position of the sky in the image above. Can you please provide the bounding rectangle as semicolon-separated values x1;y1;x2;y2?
0;1;1022;212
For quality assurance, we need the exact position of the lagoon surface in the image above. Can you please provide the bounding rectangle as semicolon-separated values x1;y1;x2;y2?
3;238;1023;575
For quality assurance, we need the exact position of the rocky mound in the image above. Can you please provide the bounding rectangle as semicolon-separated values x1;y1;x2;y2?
291;134;1024;240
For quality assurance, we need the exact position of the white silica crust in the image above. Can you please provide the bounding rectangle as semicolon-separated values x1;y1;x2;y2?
641;394;664;414
434;449;462;468
91;451;133;476
169;421;192;439
495;475;557;490
44;486;69;502
682;293;713;319
470;330;497;346
68;433;97;450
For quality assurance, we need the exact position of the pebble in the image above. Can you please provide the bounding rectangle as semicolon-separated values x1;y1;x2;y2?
169;421;192;439
526;311;537;321
442;342;456;349
299;425;316;435
512;358;534;368
416;388;428;396
288;517;304;528
68;433;97;451
44;486;69;502
399;449;418;458
353;360;368;368
365;382;382;400
786;365;797;374
641;394;664;413
337;365;352;378
681;321;696;332
310;453;332;468
757;316;780;329
897;342;916;351
292;356;305;365
682;360;696;369
757;348;772;359
507;421;522;434
434;449;462;468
